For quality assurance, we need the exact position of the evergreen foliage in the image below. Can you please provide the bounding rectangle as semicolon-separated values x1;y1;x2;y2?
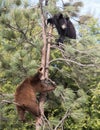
0;0;100;129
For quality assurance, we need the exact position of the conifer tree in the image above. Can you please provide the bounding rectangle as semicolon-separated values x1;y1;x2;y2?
0;0;100;130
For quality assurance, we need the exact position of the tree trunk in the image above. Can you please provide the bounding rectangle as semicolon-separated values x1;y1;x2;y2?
45;26;53;78
36;1;53;130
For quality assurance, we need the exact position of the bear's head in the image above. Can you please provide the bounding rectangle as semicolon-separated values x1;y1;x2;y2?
47;13;67;30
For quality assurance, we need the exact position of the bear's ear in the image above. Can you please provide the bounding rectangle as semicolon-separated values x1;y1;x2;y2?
47;18;54;25
66;16;69;21
59;13;63;19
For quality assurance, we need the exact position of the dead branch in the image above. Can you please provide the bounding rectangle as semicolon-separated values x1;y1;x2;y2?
36;0;48;129
49;58;95;67
43;114;53;130
54;108;71;130
0;92;14;97
48;78;56;86
1;100;20;106
40;1;47;79
36;1;54;129
45;26;53;78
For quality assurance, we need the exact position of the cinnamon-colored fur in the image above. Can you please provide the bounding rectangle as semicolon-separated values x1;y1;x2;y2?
15;68;55;122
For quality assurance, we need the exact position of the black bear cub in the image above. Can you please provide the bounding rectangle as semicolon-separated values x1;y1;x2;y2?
47;13;76;43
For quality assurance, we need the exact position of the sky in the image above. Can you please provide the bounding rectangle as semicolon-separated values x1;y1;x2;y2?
80;0;100;18
29;0;100;21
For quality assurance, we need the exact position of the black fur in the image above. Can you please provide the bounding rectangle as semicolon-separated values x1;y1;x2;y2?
47;13;76;43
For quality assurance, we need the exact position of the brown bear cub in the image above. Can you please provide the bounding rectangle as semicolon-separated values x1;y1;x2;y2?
15;68;56;122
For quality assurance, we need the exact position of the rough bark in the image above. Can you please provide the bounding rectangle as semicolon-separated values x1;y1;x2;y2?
45;26;53;78
36;1;53;130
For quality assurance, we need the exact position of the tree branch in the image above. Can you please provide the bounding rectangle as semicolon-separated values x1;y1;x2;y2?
49;58;95;67
54;108;71;130
5;23;36;47
43;114;53;130
1;100;20;106
0;92;14;97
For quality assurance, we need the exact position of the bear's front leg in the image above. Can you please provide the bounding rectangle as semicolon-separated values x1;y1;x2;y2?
55;35;65;45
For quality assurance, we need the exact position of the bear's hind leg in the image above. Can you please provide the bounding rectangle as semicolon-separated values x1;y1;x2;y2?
26;103;41;117
16;106;26;122
27;103;43;126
